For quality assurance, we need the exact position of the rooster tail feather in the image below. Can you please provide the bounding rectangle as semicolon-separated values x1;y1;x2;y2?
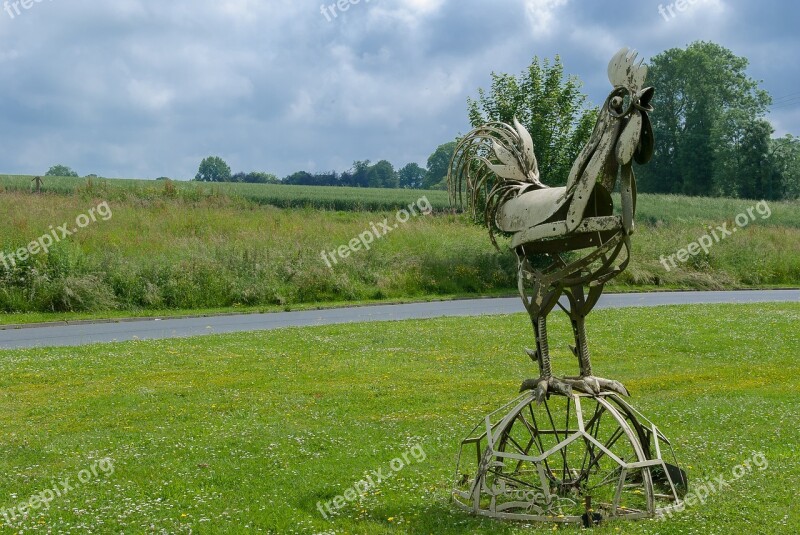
448;119;543;248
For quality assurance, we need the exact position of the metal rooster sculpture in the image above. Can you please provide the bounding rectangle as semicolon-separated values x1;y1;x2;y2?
449;48;654;403
450;50;685;525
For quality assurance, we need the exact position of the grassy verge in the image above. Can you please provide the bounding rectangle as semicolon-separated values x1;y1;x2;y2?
0;303;797;533
0;291;518;327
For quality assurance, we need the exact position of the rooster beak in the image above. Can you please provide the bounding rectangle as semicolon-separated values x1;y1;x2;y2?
636;87;655;112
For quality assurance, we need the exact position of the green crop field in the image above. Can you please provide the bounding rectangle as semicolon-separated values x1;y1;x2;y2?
0;175;452;213
0;303;797;533
0;175;799;324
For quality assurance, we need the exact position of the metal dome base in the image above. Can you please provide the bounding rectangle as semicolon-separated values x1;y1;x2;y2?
453;390;687;525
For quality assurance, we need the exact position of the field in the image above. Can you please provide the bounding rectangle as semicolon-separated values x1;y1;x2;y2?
0;174;799;323
0;303;797;533
0;175;452;213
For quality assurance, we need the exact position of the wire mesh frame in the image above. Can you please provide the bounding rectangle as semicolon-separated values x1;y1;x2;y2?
452;391;685;523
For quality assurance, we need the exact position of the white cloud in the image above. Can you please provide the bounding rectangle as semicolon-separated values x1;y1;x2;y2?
127;79;175;112
524;0;569;37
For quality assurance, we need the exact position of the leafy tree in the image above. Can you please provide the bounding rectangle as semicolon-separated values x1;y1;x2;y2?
195;156;232;182
467;55;597;186
424;142;457;189
768;136;800;200
283;171;314;185
45;165;79;177
398;163;427;189
711;110;774;199
367;160;398;188
638;42;772;196
349;160;372;188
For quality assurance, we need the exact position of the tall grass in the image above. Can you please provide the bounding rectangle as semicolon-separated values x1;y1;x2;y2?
0;178;798;314
0;191;514;313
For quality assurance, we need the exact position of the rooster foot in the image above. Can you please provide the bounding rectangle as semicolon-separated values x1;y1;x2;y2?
519;377;575;405
520;376;629;402
562;375;630;397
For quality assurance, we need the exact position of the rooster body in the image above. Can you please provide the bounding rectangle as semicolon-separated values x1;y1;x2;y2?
449;48;655;401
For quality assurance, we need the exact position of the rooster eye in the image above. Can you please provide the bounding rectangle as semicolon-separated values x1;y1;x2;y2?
607;87;633;118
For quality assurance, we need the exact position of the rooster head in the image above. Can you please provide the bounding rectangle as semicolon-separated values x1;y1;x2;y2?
605;47;655;166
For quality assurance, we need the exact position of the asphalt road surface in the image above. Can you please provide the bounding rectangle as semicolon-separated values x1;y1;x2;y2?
0;290;796;350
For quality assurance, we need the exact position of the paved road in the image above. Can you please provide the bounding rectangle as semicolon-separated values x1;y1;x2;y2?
0;290;797;350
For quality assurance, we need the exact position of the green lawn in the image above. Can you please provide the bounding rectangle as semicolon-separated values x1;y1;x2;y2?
0;303;797;533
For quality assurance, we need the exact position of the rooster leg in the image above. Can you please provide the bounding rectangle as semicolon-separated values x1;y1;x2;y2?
563;314;630;397
519;316;574;403
518;261;577;402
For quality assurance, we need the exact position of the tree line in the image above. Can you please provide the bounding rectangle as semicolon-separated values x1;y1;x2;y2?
193;143;457;190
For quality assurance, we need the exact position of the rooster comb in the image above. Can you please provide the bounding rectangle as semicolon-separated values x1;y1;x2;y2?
608;47;648;92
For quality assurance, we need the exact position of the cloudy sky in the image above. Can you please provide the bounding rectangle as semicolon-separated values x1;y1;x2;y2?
0;0;797;180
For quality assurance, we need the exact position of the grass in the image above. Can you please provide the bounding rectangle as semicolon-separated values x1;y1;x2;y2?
0;303;797;533
0;191;516;315
0;175;799;318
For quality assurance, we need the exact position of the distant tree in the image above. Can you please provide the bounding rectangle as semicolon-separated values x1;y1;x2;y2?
244;172;279;184
349;160;372;188
768;135;800;200
398;163;427;189
467;55;597;187
367;160;398;188
423;142;457;189
230;172;247;183
45;165;79;177
711;110;774;199
313;171;340;186
339;169;355;187
195;156;232;182
283;171;314;185
638;41;772;196
283;171;339;186
155;176;170;181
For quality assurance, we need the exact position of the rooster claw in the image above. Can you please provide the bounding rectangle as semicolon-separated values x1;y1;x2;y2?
521;376;629;400
520;377;574;404
563;376;630;397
